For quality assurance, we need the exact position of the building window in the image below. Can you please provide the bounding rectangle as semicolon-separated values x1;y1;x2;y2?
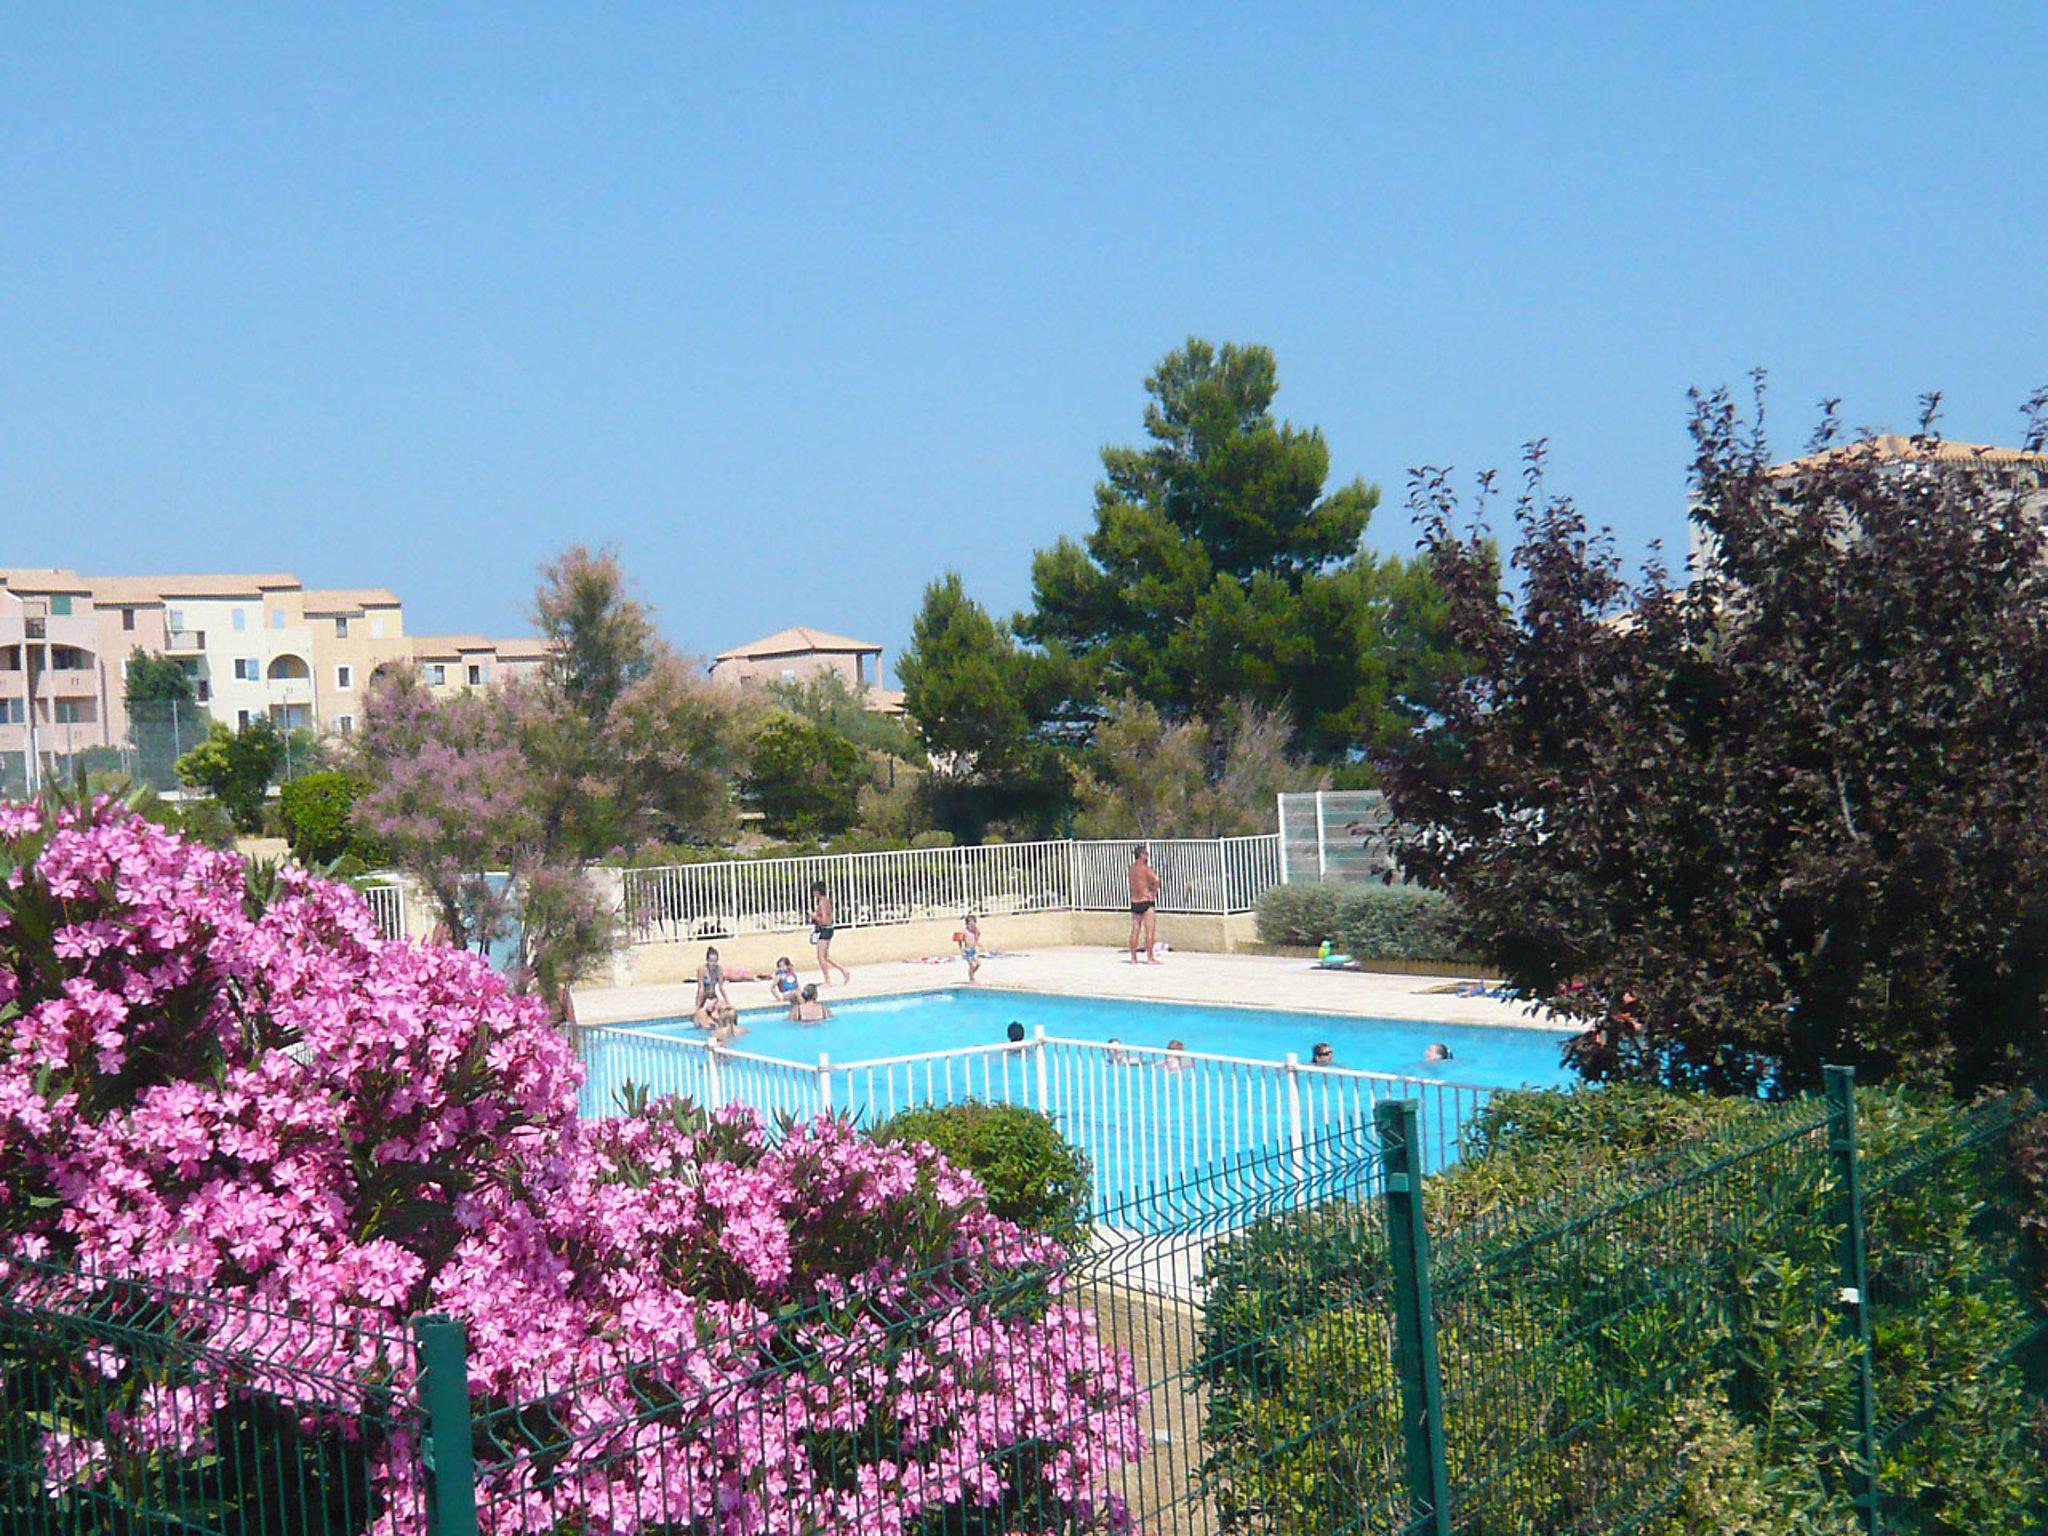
335;617;350;639
370;615;386;638
195;681;211;703
336;664;353;690
167;609;185;632
51;596;73;617
121;607;137;631
271;608;286;629
781;668;797;681
337;715;355;736
425;664;446;686
236;709;252;730
55;700;93;725
467;663;489;687
0;699;22;725
232;609;247;631
234;658;259;682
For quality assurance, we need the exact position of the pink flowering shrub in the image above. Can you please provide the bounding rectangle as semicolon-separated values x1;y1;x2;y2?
0;799;1142;1534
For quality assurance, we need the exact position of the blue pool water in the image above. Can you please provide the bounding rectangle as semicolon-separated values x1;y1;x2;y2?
583;989;1576;1222
671;987;1573;1088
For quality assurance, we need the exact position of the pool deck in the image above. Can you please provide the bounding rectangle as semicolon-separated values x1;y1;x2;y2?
571;945;1571;1033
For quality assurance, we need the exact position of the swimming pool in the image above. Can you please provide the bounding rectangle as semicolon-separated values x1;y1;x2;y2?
659;987;1571;1086
580;988;1576;1221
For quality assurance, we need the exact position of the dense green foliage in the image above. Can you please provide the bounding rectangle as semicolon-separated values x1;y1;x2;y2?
1200;1084;2048;1535
174;719;285;831
744;716;865;837
1255;881;1468;963
1018;338;1458;757
122;648;193;704
1377;391;2048;1097
1071;696;1319;839
880;1101;1092;1249
897;574;1075;839
277;770;376;865
762;670;923;761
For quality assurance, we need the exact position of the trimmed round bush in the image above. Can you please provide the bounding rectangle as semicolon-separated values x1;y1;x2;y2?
881;1100;1092;1247
1255;880;1471;963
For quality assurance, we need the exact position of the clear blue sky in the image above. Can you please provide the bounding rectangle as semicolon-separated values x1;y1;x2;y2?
6;5;2044;682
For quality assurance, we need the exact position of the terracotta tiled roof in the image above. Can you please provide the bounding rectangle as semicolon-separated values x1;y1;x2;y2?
301;587;403;615
715;626;882;661
409;634;492;660
86;573;302;602
0;568;91;595
1769;436;2048;477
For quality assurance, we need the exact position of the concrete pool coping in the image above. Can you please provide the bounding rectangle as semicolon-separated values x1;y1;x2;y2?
571;944;1576;1035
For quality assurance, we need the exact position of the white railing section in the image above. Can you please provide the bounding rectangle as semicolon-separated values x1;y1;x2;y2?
361;883;407;941
619;834;1283;945
576;1023;1497;1215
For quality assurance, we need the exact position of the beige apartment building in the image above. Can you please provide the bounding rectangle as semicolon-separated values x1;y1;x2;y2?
2;567;553;784
710;625;904;713
408;635;552;703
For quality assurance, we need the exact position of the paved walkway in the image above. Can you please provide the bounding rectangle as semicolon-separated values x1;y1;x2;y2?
573;944;1566;1032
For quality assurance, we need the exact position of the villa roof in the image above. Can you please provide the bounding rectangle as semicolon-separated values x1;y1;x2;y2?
301;587;403;615
87;573;303;603
0;568;92;596
410;634;492;659
492;637;553;660
716;625;882;662
1769;436;2048;478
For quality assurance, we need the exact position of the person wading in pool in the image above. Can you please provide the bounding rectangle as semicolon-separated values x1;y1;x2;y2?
810;881;851;987
1128;846;1163;964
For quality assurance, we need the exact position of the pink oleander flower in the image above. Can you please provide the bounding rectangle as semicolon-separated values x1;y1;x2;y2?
1;798;1143;1536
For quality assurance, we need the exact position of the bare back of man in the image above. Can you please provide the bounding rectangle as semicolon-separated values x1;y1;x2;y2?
1127;848;1163;963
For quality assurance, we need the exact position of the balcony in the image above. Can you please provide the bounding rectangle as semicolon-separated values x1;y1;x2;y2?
164;630;206;653
38;669;99;700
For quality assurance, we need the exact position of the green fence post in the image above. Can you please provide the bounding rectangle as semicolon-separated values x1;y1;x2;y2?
1377;1098;1452;1536
1823;1064;1881;1534
413;1314;481;1536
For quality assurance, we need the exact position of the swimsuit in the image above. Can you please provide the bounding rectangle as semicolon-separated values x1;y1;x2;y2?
1130;900;1154;916
774;974;800;997
811;924;835;944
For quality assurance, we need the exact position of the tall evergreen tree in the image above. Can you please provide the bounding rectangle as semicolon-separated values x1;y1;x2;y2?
1019;338;1452;756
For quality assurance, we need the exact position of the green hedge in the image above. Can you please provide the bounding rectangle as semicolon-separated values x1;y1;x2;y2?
1254;881;1471;963
1200;1084;2048;1535
879;1101;1091;1250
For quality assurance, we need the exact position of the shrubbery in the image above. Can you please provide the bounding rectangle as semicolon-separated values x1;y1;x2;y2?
1255;881;1470;963
278;769;381;866
881;1101;1092;1248
0;798;1142;1534
1200;1084;2047;1534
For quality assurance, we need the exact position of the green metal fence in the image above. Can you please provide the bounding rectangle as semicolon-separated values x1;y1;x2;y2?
3;1072;2042;1535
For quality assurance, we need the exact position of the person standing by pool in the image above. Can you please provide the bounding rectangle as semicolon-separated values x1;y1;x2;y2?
1128;847;1162;964
959;913;983;984
810;882;851;987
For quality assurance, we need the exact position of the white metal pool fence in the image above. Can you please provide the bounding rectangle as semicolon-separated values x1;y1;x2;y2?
617;834;1283;945
575;1023;1498;1220
360;883;407;942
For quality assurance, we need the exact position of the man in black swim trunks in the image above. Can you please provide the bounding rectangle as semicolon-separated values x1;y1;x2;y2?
1128;846;1162;964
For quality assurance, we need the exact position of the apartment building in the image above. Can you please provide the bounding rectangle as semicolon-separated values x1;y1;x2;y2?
0;569;118;779
710;625;905;714
300;588;409;737
409;635;552;702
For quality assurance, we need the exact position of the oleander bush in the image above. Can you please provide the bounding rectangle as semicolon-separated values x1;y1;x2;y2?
1255;881;1471;963
881;1100;1093;1248
1200;1085;2047;1535
0;796;1144;1535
